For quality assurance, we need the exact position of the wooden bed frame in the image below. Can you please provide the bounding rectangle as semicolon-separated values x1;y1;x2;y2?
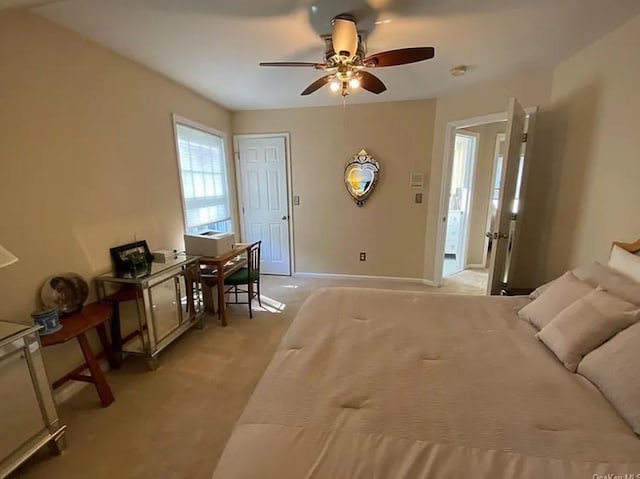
613;239;640;254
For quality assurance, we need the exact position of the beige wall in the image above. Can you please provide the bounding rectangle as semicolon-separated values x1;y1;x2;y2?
423;70;554;283
464;122;506;266
0;11;232;379
533;13;640;281
233;100;436;278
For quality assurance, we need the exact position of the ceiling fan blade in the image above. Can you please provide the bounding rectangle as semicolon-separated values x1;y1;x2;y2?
260;62;326;70
364;47;435;68
301;75;332;96
359;71;387;94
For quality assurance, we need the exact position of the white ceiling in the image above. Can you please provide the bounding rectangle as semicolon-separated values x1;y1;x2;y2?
30;0;640;110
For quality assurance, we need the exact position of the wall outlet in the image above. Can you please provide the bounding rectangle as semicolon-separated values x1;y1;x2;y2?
415;192;423;204
359;252;366;261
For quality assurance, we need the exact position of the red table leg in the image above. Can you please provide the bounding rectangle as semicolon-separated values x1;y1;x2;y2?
96;323;118;370
76;332;115;407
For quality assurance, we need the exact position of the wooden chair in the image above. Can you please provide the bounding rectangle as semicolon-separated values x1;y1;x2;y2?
224;241;262;318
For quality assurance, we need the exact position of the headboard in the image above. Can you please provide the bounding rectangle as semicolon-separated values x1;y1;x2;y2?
613;239;640;254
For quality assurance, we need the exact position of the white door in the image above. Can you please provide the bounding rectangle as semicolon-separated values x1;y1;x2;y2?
486;98;526;295
237;136;291;275
482;133;506;267
443;132;478;277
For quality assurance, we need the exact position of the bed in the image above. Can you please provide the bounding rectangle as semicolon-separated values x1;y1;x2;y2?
212;288;640;478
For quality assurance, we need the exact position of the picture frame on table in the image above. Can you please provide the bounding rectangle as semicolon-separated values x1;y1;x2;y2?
109;241;154;278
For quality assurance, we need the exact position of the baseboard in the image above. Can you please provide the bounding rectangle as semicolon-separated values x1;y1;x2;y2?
294;272;438;286
53;357;111;405
465;264;486;269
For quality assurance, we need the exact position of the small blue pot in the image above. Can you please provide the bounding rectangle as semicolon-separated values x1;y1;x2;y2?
31;308;62;335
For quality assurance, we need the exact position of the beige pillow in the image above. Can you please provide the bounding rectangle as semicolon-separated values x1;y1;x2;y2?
530;264;600;300
575;261;640;306
608;245;640;284
578;322;640;434
529;277;559;300
536;288;640;371
518;272;593;330
531;262;640;304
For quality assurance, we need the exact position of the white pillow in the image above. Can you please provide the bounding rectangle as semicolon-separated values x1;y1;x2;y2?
530;263;605;300
608;245;640;284
518;272;593;330
531;261;640;305
578;322;640;434
536;288;640;372
575;262;640;306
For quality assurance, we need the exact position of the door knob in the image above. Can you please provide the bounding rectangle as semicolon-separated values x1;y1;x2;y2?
281;215;289;220
486;232;508;240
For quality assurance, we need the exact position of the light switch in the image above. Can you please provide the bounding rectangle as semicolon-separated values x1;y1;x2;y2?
415;193;423;204
293;195;300;206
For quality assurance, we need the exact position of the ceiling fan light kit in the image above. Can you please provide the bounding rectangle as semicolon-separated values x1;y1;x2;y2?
259;14;435;99
331;15;359;60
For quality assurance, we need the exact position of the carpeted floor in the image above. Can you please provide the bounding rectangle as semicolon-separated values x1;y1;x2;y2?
444;268;489;291
14;275;484;479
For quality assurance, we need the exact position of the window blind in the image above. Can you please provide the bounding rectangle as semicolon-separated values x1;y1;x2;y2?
175;123;231;233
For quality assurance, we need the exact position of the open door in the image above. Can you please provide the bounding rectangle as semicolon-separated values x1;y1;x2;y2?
443;131;479;277
486;98;526;295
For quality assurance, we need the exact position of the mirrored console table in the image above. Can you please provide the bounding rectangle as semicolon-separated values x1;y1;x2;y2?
0;321;66;478
96;255;204;370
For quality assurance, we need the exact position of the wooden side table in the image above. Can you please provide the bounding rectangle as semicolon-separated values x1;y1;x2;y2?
102;284;141;368
40;303;116;407
200;244;250;327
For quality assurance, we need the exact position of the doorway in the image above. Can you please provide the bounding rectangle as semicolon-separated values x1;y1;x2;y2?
439;119;512;293
433;100;537;295
234;134;294;276
443;131;479;277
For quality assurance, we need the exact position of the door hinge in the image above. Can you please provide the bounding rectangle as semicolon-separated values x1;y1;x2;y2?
521;133;528;143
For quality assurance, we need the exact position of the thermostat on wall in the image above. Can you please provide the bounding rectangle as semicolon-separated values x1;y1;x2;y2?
410;172;425;189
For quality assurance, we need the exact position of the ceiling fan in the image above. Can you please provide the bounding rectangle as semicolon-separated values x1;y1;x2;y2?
259;14;435;97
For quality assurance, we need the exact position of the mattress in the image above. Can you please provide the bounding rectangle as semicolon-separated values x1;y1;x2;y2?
212;288;640;478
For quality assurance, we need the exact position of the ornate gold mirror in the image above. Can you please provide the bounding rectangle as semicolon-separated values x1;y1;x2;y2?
344;149;380;207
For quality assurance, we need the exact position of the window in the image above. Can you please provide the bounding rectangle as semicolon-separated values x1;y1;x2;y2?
174;118;232;234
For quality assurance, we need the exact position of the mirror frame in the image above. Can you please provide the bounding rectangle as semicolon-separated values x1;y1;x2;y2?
344;149;381;207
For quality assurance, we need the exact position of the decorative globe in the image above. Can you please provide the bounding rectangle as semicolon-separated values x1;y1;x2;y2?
41;273;89;315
